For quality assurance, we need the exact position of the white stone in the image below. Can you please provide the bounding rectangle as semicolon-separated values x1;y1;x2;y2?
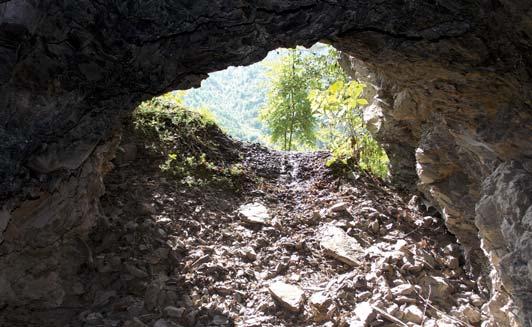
403;305;423;324
319;225;363;266
238;202;271;225
268;281;305;312
354;301;376;323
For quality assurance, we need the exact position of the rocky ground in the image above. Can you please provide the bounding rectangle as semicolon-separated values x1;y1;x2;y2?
1;118;488;327
86;124;490;327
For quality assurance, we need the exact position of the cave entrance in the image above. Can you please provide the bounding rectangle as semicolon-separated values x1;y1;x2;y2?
3;1;529;325
93;43;486;327
144;43;389;179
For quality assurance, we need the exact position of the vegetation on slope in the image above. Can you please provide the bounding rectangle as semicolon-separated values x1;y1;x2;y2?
179;44;389;178
133;93;246;190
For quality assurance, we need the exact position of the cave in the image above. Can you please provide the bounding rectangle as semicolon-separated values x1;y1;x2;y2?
0;1;531;326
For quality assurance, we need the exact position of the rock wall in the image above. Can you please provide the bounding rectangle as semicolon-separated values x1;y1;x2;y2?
334;9;532;323
0;0;531;325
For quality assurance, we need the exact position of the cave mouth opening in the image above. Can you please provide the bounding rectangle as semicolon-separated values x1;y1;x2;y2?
1;1;529;325
137;42;390;179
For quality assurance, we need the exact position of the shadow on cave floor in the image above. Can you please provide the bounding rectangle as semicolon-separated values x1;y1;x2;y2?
2;114;487;327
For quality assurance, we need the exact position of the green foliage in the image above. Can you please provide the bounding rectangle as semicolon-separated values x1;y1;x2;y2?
304;48;389;178
259;45;389;178
133;94;246;190
181;43;389;178
260;49;317;151
183;62;273;143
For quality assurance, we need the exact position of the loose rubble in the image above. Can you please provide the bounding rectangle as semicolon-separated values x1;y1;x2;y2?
12;125;488;327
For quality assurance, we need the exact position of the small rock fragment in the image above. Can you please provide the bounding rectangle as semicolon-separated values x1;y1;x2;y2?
391;284;415;297
420;276;452;303
329;202;348;212
268;281;305;312
470;293;484;307
403;305;424;324
309;292;331;309
153;319;171;327
357;291;372;301
320;225;363;266
459;304;481;323
238;202;271;225
309;292;334;322
394;240;409;252
123;318;148;327
238;246;257;261
125;263;149;279
443;255;459;269
386;303;400;317
369;220;380;233
353;301;376;324
164;306;185;318
84;312;104;325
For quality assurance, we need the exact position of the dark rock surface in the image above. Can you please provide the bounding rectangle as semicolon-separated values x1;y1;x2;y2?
0;0;531;326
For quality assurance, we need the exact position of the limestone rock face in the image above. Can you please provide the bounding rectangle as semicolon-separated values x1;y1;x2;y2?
0;1;531;325
335;6;532;323
476;161;532;326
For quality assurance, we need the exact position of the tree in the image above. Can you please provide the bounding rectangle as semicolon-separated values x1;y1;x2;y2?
260;49;316;151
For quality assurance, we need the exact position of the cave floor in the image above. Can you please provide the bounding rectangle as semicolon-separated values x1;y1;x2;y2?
16;141;487;326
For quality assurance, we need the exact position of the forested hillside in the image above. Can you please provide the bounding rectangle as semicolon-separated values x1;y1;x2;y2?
183;54;277;143
183;47;324;143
